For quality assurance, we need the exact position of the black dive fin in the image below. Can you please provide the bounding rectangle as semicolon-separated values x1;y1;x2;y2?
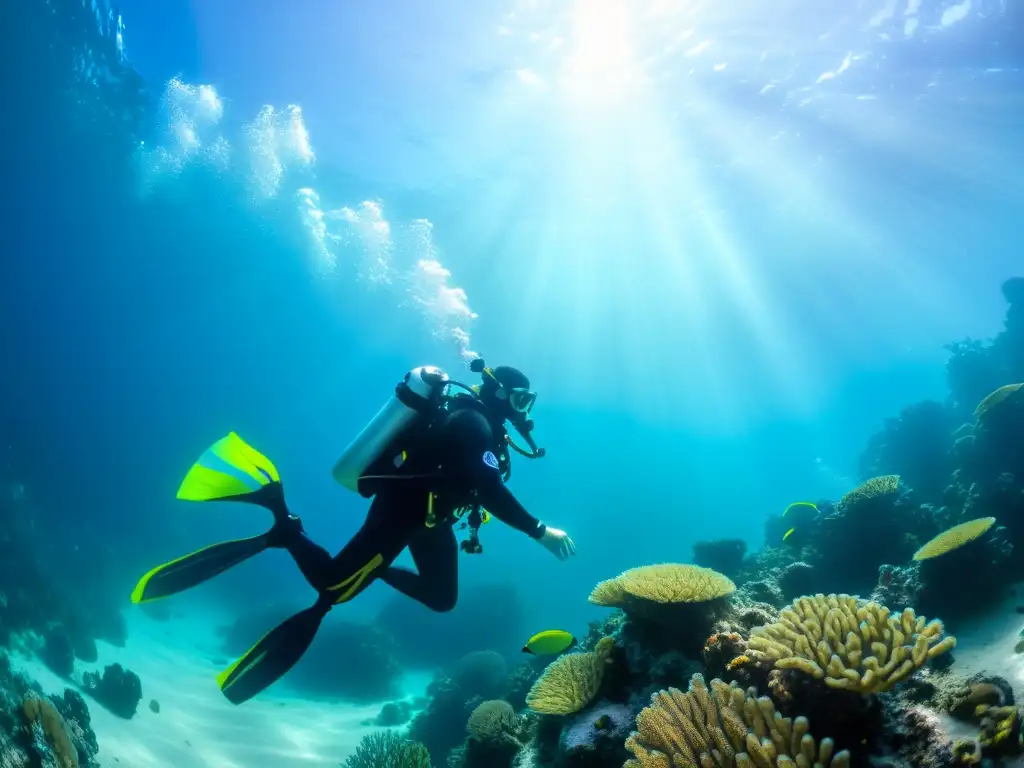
130;533;271;604
216;602;330;705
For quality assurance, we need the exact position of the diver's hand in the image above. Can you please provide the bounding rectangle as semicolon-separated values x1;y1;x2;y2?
539;526;576;560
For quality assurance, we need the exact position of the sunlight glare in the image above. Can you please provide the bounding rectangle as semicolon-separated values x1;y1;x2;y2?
560;0;637;100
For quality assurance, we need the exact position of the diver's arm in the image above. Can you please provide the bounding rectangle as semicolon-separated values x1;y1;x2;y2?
476;476;546;539
442;410;546;538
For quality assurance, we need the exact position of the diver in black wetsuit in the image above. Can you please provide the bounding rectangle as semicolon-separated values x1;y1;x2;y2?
130;360;576;705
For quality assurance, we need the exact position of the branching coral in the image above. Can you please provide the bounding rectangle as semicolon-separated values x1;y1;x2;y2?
746;594;955;693
624;672;850;768
342;731;432;768
525;637;615;715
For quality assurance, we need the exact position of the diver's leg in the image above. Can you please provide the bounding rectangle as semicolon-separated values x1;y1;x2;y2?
215;490;428;704
378;524;459;612
277;488;429;598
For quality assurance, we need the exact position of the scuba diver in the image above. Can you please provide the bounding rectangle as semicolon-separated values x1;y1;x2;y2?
130;359;576;705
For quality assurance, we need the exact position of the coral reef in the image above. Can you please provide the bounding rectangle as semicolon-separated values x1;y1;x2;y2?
746;595;955;692
457;699;524;767
408;650;520;765
590;565;737;656
692;540;748;580
376;583;526;668
526;638;616;715
624;672;850;768
0;653;99;768
81;662;142;719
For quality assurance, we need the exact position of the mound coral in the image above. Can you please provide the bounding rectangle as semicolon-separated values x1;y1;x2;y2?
913;517;996;561
466;699;520;748
526;637;615;715
624;672;850;768
838;475;901;512
746;594;955;693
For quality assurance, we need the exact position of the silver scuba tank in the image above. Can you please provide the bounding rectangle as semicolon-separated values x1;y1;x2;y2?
331;365;450;493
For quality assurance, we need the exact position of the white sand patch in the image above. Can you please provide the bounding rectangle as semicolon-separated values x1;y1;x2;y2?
11;610;430;767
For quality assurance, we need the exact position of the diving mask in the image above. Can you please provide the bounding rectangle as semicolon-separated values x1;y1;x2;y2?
505;387;537;414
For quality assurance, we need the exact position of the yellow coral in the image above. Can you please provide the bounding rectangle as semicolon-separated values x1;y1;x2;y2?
913;517;996;561
24;694;78;768
589;578;627;607
466;700;520;746
589;564;736;608
975;383;1023;421
624;673;850;768
747;594;956;693
839;475;900;511
525;636;615;715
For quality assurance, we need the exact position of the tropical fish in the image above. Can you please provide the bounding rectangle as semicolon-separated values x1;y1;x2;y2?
522;630;577;655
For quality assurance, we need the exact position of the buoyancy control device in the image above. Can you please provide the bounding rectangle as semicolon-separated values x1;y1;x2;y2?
331;360;546;499
331;365;451;493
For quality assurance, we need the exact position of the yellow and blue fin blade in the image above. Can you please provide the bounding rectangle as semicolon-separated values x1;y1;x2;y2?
177;432;280;503
217;602;329;705
480;509;492;524
130;533;272;604
782;527;796;542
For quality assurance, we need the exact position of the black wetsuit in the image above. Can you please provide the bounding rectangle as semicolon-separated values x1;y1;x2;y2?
276;403;545;612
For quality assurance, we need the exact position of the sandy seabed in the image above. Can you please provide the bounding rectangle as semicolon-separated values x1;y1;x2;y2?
13;609;430;767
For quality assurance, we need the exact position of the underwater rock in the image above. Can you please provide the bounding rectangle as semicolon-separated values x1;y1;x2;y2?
557;700;634;767
452;650;509;700
875;700;956;768
376;582;526;669
505;660;546;712
81;663;142;719
691;538;747;579
871;564;924;613
369;700;412;727
408;652;519;766
39;625;75;678
778;561;816;600
735;579;784;607
858;400;957;506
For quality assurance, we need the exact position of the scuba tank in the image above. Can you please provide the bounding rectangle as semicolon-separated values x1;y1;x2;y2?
332;365;450;493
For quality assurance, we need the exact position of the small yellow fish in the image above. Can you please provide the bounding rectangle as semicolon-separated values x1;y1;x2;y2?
522;630;578;656
783;501;817;517
783;527;796;542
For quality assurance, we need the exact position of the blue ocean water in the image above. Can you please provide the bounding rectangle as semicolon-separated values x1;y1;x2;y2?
1;0;1023;763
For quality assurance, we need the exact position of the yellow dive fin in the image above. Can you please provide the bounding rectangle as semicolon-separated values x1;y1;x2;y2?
177;432;280;502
